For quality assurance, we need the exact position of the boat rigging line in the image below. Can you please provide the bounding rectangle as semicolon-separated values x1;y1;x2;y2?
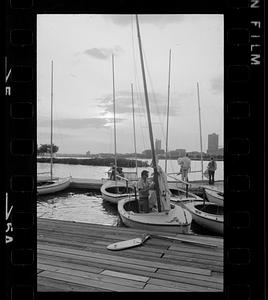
135;14;162;212
50;60;54;181
112;54;117;172
165;49;172;173
196;81;204;181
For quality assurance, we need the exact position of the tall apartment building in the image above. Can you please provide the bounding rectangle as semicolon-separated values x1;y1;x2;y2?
207;133;219;155
155;139;161;153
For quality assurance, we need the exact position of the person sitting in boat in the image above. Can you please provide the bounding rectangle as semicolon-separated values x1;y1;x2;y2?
117;167;124;179
137;170;154;213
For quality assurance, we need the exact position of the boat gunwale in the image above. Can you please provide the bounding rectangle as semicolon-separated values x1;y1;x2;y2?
37;177;71;190
184;202;224;223
118;197;192;227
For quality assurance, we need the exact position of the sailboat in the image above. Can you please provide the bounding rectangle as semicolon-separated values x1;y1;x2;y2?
37;61;71;195
204;187;224;206
161;49;202;205
118;15;192;234
166;82;223;235
182;201;223;235
101;56;137;203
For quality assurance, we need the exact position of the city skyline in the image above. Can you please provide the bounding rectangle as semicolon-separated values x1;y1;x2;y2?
37;14;223;154
48;133;223;156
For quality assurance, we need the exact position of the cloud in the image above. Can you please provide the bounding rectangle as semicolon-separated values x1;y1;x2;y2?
38;117;125;129
83;46;123;60
105;14;184;27
97;90;188;117
38;132;72;140
210;76;223;94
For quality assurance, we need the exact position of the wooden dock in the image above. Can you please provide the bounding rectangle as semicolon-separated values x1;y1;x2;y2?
68;177;223;193
70;177;103;190
37;218;223;292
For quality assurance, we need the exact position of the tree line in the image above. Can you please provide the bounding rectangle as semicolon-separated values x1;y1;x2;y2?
37;144;59;155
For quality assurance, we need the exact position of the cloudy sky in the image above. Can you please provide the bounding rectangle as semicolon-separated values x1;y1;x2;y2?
37;14;223;154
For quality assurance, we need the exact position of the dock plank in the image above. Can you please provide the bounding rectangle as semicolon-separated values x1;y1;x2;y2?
143;283;185;292
38;263;146;289
38;253;222;289
147;277;218;292
38;257;104;274
38;243;212;276
37;218;223;292
100;270;149;283
39;270;144;292
38;276;103;292
38;250;157;273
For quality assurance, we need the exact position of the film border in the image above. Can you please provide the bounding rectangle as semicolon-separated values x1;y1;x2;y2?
3;0;265;299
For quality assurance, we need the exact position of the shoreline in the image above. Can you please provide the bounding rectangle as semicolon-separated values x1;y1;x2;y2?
37;157;149;167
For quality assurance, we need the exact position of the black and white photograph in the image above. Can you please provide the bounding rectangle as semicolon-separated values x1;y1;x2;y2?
37;14;224;292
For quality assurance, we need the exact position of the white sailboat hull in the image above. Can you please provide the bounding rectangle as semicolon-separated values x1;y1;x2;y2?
205;188;224;206
37;177;71;195
169;185;204;205
183;201;223;235
118;197;192;234
101;180;135;204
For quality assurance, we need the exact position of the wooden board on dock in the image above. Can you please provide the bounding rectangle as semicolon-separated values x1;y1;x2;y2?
37;218;223;292
64;177;224;193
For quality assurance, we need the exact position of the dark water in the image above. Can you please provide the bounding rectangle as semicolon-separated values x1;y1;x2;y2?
37;189;220;237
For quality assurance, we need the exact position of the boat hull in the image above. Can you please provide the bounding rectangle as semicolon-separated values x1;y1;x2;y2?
183;201;223;235
37;177;71;195
205;188;224;206
169;186;204;206
118;197;192;234
101;180;135;204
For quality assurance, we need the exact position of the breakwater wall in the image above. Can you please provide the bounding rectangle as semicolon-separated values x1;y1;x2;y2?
37;157;149;168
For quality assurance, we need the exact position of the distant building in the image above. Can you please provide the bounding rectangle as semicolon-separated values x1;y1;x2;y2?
214;147;224;156
207;133;219;155
142;149;152;157
155;139;161;153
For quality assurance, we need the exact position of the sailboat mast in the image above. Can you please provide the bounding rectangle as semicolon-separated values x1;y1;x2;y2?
197;82;204;181
165;49;172;173
112;54;117;170
50;60;54;180
135;14;162;212
131;83;138;175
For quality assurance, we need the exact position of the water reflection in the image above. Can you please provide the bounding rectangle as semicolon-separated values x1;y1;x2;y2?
37;190;121;226
37;190;220;236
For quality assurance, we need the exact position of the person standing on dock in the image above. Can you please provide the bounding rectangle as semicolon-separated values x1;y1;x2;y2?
137;170;153;213
207;156;217;185
180;154;191;182
177;157;183;175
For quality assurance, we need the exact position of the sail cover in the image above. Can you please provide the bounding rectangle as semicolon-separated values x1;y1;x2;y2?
157;165;171;211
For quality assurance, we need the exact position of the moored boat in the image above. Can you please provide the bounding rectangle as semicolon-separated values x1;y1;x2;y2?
117;15;192;234
101;178;135;204
37;176;71;195
205;187;224;206
37;61;70;195
118;196;192;234
183;201;223;235
100;55;138;204
169;182;204;205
